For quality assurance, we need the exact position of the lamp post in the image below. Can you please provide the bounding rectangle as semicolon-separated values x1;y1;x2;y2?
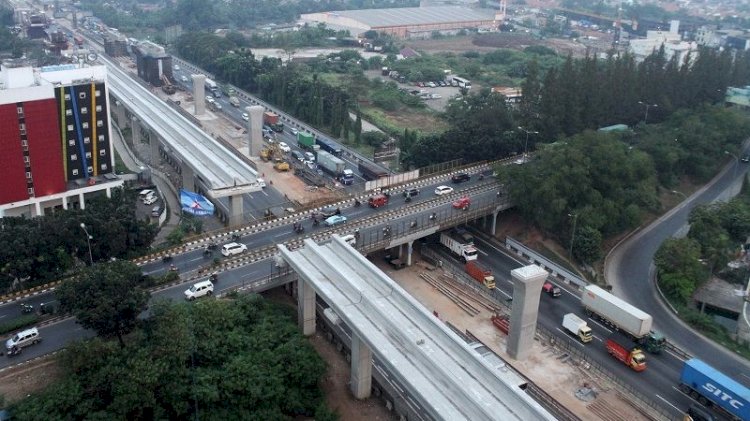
80;223;93;266
518;126;539;160
568;213;578;262
725;150;739;179
638;101;658;124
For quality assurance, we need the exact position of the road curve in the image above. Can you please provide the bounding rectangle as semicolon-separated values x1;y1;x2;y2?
605;154;750;381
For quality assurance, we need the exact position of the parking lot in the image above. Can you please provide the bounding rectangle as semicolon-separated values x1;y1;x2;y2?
364;70;462;112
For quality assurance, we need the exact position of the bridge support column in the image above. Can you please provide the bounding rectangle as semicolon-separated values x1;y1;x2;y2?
181;163;194;191
297;278;316;336
490;210;499;236
406;240;414;266
114;101;126;126
507;265;548;360
150;134;160;166
350;334;372;399
397;244;403;258
131;116;141;145
228;194;244;226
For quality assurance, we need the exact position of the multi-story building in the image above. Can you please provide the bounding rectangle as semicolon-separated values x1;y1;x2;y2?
0;61;123;218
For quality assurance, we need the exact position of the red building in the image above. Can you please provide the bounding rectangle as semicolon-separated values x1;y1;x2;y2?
0;62;123;217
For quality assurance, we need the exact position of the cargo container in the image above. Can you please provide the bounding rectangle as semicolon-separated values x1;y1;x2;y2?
679;359;750;421
263;111;284;132
439;232;478;262
359;161;388;181
316;138;342;156
581;285;665;353
317;151;346;178
605;332;646;371
562;313;592;343
465;261;495;288
297;132;315;150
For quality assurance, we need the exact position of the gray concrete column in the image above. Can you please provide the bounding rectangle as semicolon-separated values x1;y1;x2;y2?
350;334;373;399
113;100;126;126
507;265;548;360
105;187;111;199
491;210;499;236
181;163;194;191
34;201;42;217
62;196;68;210
79;192;86;210
150;134;160;165
398;244;403;258
192;74;206;115
406;240;414;266
228;194;244;226
297;278;316;336
247;106;264;157
131;116;140;145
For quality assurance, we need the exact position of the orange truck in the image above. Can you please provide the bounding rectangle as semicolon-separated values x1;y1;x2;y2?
606;332;646;371
465;261;495;288
263;111;284;132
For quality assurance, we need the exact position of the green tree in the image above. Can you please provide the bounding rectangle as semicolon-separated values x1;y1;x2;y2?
572;225;602;263
56;260;150;347
654;237;707;304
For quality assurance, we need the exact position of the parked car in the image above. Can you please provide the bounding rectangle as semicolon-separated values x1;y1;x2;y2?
438;80;447;87
451;172;471;183
325;215;347;226
278;142;291;153
143;195;158;205
173;65;180;71
180;75;188;82
427;81;436;88
742;154;750;163
257;178;266;188
304;152;315;162
434;185;454;196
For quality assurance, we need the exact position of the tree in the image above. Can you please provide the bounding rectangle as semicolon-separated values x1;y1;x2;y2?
572;225;602;263
654;237;707;304
57;261;150;347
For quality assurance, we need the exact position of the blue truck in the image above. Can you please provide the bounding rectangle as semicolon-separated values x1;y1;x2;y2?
679;358;750;421
315;138;342;156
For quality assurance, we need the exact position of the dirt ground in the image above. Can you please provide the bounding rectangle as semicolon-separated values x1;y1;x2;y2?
0;357;60;404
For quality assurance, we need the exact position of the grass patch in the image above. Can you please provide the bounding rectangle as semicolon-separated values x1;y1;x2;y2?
113;150;132;174
361;107;449;136
0;314;41;335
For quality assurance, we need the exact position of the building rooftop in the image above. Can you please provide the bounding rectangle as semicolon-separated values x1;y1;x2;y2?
321;6;495;28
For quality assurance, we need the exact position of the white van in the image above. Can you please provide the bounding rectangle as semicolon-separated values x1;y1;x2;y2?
340;234;356;246
184;280;214;300
139;189;155;199
221;242;247;257
6;327;41;353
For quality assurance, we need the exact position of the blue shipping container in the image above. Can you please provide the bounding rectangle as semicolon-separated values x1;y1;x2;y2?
680;359;750;421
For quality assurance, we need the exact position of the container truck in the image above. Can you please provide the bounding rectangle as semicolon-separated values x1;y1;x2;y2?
605;332;646;371
679;358;750;421
581;285;665;353
562;313;592;343
439;232;478;262
297;132;316;150
263;111;284;132
205;78;219;94
316;138;342;156
465;261;495;288
359;161;389;181
317;150;348;179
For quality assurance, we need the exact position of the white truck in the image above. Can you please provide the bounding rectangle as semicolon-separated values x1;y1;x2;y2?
317;151;352;184
205;78;219;96
229;96;240;107
581;285;665;353
562;313;592;343
439;232;478;262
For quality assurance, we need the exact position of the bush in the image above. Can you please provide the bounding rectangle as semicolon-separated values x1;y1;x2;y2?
0;314;41;335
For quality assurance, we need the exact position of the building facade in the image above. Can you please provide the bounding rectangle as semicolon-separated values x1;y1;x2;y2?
0;62;122;218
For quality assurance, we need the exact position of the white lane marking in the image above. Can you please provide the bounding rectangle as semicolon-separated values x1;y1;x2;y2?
657;392;682;413
587;318;613;333
555;328;585;348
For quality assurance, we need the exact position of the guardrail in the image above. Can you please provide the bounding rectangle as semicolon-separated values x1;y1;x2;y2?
505;237;588;290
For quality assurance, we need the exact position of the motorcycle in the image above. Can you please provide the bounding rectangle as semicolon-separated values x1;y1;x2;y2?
354;199;361;207
405;195;412;203
293;222;305;234
169;264;178;272
162;255;173;264
209;273;218;283
20;303;33;314
479;173;485;180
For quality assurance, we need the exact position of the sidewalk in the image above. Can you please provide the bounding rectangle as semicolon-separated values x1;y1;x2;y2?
111;123;181;246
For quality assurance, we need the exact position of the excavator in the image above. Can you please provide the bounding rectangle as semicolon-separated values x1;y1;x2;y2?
260;144;289;171
161;74;176;95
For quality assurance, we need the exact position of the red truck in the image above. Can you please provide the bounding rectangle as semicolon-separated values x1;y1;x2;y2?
465;261;495;289
606;332;646;372
368;194;389;208
263;111;284;132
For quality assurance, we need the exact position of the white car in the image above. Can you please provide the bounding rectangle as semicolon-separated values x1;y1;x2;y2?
221;242;247;257
173;65;180;71
143;195;158;205
434;185;454;195
242;113;249;121
304;152;315;162
257;178;266;188
290;128;299;136
180;75;188;82
278;142;291;153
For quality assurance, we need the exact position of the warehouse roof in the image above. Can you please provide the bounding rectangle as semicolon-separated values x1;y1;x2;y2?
324;6;495;28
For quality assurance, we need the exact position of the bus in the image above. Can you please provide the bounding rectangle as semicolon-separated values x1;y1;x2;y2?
451;76;471;90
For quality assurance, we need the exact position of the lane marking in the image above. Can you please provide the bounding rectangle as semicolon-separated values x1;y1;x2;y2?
657;392;683;413
555;328;585;348
587;317;613;333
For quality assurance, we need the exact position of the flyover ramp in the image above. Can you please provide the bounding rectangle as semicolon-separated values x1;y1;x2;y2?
279;236;554;421
101;55;260;195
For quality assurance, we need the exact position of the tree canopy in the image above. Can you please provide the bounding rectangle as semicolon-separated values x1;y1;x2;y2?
11;295;332;420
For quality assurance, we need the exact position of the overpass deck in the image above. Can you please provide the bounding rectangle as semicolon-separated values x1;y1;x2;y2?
280;236;554;421
102;56;259;193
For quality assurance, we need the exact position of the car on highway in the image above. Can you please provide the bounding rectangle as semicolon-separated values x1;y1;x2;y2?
221;242;247;257
290;128;299;136
291;150;305;162
452;196;470;210
315;206;341;219
325;215;347;227
451;172;471;183
278;142;291;153
434;185;454;196
542;281;562;297
184;280;214;301
242;113;249;121
403;187;420;198
742;154;750;163
304;151;315;162
180;75;188;82
5;327;41;355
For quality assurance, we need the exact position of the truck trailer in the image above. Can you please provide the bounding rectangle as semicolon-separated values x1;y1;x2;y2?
316;138;342;156
359;161;388;181
316;151;353;184
297;132;315;150
679;359;750;421
581;285;665;353
605;332;646;372
464;261;495;288
263;111;284;132
439;232;478;262
562;313;592;343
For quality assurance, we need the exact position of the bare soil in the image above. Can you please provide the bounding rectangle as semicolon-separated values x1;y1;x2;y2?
0;357;60;404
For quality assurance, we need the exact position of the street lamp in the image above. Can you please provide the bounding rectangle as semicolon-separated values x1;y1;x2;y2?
80;223;93;266
638;101;658;123
568;213;578;262
518;126;539;160
725;150;739;179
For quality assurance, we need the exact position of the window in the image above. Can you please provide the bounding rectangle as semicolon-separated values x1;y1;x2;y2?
87;166;93;174
16;106;22;114
68;139;75;146
99;149;106;156
19;123;25;131
82;122;89;129
23;156;29;164
64;94;70;100
81;107;88;114
95;105;102;112
78;92;86;99
101;163;108;171
27;188;34;195
85;152;92;159
71;154;77;161
72;169;79;176
21;139;28;147
95;90;101;97
84;137;90;144
98;135;105;141
96;120;103;127
25;172;31;179
67;124;74;131
65;109;72;116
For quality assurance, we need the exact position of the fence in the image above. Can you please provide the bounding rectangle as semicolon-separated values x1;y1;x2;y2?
505;237;588;290
364;169;419;191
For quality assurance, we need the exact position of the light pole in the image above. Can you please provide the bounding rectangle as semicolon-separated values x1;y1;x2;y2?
725;150;739;179
670;190;687;200
638;101;658;124
518;126;539;160
80;223;93;266
568;213;578;262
